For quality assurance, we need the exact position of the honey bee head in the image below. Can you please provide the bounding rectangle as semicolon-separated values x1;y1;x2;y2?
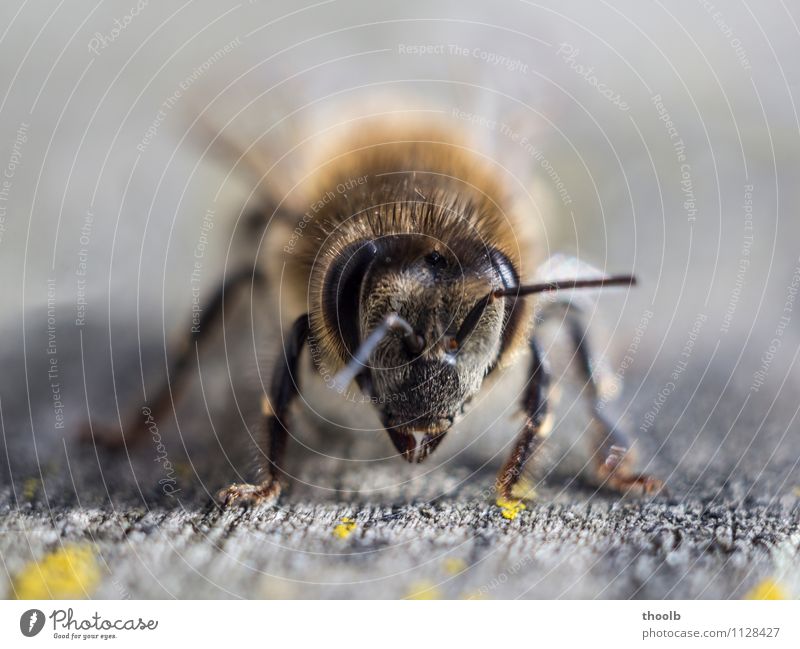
320;232;522;463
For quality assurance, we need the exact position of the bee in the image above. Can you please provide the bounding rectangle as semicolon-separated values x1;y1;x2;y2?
101;118;663;506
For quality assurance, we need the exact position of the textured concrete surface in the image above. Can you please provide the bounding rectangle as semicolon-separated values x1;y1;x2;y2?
2;494;799;599
1;311;799;599
2;0;800;599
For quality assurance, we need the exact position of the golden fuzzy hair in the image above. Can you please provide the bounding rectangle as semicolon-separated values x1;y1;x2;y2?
285;118;536;371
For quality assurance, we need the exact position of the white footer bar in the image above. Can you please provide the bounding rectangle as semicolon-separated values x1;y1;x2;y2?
1;600;798;647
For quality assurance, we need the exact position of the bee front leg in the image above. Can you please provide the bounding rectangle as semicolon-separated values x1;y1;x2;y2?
496;338;550;500
564;311;664;496
217;314;309;508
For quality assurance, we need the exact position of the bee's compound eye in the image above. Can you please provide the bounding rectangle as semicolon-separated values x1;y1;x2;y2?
425;250;443;266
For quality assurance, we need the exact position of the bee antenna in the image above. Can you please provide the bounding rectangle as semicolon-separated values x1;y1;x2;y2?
493;274;637;298
331;313;422;392
451;274;637;351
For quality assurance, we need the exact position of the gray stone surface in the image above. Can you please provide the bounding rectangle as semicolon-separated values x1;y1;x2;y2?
1;494;798;600
1;311;799;599
2;0;800;600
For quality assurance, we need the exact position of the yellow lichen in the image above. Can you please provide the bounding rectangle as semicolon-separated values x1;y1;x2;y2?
496;497;526;520
332;517;357;539
510;479;537;502
442;557;467;575
13;544;101;599
405;580;441;600
745;579;789;600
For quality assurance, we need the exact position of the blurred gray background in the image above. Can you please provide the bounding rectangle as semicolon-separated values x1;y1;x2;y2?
0;0;799;599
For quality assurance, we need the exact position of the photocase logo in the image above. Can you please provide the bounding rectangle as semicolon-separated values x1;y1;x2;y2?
20;609;45;637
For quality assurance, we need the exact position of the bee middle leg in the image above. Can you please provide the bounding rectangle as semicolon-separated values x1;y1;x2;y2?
217;314;309;508
496;338;550;500
564;310;663;495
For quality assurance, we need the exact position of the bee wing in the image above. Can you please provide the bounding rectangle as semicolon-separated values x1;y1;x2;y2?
535;253;630;402
534;253;633;311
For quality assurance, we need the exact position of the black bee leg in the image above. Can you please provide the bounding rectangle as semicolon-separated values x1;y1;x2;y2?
565;311;663;496
217;314;309;508
81;268;264;449
496;337;550;500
